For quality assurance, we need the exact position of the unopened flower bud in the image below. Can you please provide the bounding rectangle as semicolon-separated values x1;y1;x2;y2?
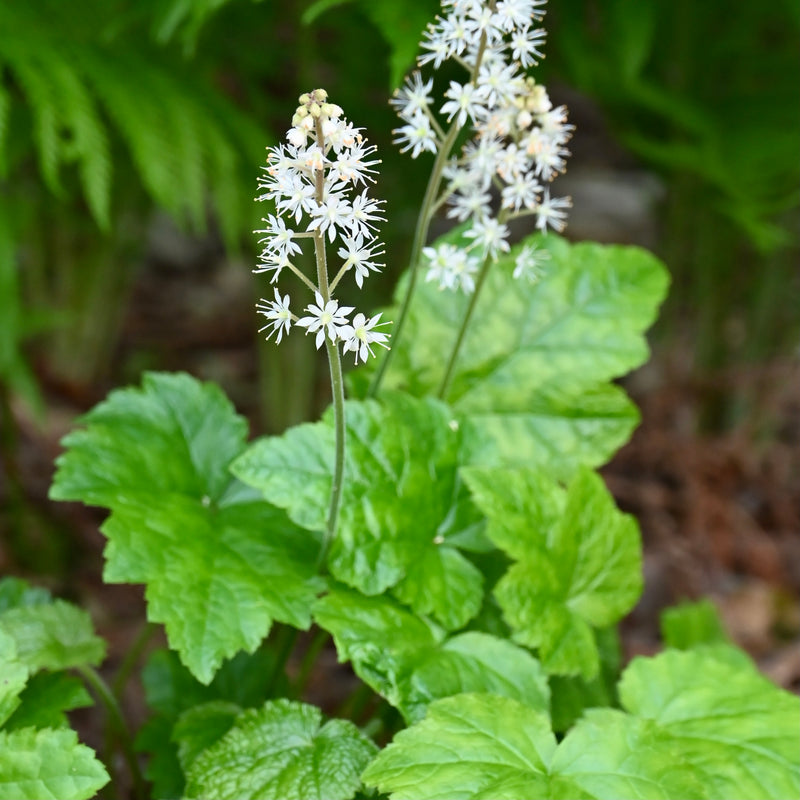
516;109;533;129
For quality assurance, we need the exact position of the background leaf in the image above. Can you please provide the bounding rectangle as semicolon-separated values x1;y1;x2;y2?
660;599;730;650
173;701;242;775
3;672;93;732
50;372;324;683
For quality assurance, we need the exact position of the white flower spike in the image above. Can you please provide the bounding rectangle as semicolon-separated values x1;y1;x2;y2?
253;89;390;359
391;0;573;289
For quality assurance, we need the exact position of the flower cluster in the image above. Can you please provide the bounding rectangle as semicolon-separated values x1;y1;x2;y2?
392;0;571;292
254;89;390;363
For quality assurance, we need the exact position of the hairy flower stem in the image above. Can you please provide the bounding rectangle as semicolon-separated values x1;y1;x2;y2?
368;29;489;399
322;333;346;562
313;117;346;567
367;119;460;398
436;252;492;401
437;210;510;401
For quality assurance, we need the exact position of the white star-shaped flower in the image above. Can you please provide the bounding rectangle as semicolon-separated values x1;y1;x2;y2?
256;288;294;343
296;292;354;349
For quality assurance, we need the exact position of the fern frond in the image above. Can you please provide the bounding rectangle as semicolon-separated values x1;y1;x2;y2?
0;0;267;241
48;59;112;230
0;77;9;178
0;4;112;226
149;0;260;52
6;58;63;197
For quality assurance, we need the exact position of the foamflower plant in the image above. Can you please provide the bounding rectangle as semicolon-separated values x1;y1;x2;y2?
12;2;797;800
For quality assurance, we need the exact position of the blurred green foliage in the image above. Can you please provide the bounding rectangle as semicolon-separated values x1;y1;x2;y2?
543;0;800;422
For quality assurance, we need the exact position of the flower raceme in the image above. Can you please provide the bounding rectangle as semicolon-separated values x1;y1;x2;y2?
392;0;571;292
254;90;390;363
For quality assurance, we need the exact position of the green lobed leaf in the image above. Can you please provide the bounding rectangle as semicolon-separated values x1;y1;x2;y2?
0;727;109;800
49;372;324;683
233;393;485;629
313;588;442;705
0;630;28;728
0;578;50;613
391;546;483;632
354;233;669;478
464;466;642;679
4;672;92;732
137;644;291;799
398;631;550;724
173;701;241;774
364;650;800;800
362;693;557;800
660;598;730;650
184;699;377;800
618;649;800;800
0;601;105;672
314;590;549;723
550;708;707;800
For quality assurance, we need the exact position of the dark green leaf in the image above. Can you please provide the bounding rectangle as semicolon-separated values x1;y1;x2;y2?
4;672;92;731
173;701;241;773
0;577;51;613
136;716;185;800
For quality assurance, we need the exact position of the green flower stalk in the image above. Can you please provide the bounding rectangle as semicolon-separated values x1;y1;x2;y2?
253;89;390;561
